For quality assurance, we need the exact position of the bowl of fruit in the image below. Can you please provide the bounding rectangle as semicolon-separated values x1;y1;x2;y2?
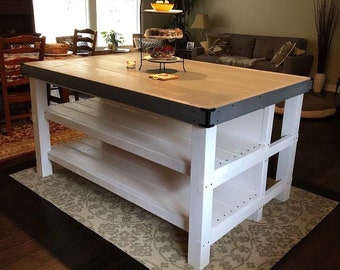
151;0;174;12
148;45;175;59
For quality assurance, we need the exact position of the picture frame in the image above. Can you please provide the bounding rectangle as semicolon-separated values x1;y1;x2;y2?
186;41;195;50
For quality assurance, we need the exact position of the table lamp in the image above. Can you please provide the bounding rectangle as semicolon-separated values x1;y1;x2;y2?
191;14;210;42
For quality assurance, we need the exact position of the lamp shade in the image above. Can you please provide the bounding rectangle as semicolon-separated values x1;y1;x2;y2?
191;14;210;29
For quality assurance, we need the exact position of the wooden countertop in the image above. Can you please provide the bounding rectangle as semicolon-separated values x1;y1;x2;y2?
22;52;312;126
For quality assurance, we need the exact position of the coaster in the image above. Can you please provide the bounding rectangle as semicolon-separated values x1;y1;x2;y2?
149;73;179;81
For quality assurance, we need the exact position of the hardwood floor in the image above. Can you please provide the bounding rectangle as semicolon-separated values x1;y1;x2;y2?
274;92;340;270
0;92;339;269
0;155;147;270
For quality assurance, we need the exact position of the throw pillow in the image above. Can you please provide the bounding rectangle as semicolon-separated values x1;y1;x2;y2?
200;41;209;54
207;39;227;56
271;41;296;67
293;46;306;56
206;33;231;56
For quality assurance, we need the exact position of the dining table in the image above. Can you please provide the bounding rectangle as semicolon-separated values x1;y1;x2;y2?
22;52;311;270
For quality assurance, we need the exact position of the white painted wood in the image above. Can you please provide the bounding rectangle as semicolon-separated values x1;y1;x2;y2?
45;98;192;175
248;105;275;221
275;94;303;201
29;78;52;176
48;137;285;234
42;97;303;270
46;98;285;179
211;178;287;244
188;126;217;270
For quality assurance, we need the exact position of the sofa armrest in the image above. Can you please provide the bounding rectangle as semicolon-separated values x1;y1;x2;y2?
191;47;205;60
282;54;314;76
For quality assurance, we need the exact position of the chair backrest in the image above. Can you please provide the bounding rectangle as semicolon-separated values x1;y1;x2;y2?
73;28;97;56
0;35;45;135
0;35;46;88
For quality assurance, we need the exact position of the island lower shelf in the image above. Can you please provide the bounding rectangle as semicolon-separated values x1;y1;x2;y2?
48;136;285;244
45;97;289;185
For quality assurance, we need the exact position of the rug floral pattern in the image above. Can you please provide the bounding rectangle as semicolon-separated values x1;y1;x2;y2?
12;166;337;270
0;120;84;162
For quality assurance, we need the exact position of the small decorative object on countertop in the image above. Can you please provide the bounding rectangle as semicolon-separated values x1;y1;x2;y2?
151;0;174;12
149;73;179;80
126;60;136;69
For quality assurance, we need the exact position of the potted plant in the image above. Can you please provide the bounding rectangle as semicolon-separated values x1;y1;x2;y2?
101;30;124;51
313;0;339;93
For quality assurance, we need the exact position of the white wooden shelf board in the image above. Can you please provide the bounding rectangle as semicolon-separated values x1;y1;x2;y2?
214;134;296;187
48;137;280;234
46;98;277;180
211;179;286;244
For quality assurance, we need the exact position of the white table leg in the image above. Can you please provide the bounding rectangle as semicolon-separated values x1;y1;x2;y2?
30;78;52;177
276;94;304;201
188;125;217;269
249;105;275;221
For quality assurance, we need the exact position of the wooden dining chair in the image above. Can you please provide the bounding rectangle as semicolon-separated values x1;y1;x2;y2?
0;35;46;135
46;34;84;104
73;28;97;56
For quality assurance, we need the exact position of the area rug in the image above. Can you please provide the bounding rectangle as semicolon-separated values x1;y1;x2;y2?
0;120;84;162
11;166;338;270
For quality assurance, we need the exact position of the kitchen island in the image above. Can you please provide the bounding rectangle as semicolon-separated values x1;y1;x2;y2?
23;53;311;270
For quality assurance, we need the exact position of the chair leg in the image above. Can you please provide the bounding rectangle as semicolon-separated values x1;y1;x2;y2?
59;87;70;103
74;91;79;101
2;100;12;136
4;106;12;136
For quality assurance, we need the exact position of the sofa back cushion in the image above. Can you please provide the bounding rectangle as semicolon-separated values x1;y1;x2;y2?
253;36;307;59
228;34;257;58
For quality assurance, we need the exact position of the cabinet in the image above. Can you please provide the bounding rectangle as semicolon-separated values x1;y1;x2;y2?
0;0;37;37
139;0;186;72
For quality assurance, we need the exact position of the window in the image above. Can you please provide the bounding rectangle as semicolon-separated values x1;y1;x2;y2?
33;0;87;43
96;0;140;46
33;0;139;46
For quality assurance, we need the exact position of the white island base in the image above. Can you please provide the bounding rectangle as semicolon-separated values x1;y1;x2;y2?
31;88;303;269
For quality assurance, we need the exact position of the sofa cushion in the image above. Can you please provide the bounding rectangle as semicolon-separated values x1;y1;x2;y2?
252;60;284;73
217;56;266;68
271;41;296;67
196;54;220;63
229;34;256;58
293;46;306;56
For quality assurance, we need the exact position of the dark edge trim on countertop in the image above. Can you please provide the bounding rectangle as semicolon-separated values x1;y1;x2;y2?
209;79;312;126
22;64;312;128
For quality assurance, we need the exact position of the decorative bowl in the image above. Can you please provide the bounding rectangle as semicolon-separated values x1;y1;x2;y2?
147;45;174;59
151;3;174;12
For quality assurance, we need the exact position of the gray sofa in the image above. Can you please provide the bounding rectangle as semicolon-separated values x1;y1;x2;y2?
191;33;314;76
